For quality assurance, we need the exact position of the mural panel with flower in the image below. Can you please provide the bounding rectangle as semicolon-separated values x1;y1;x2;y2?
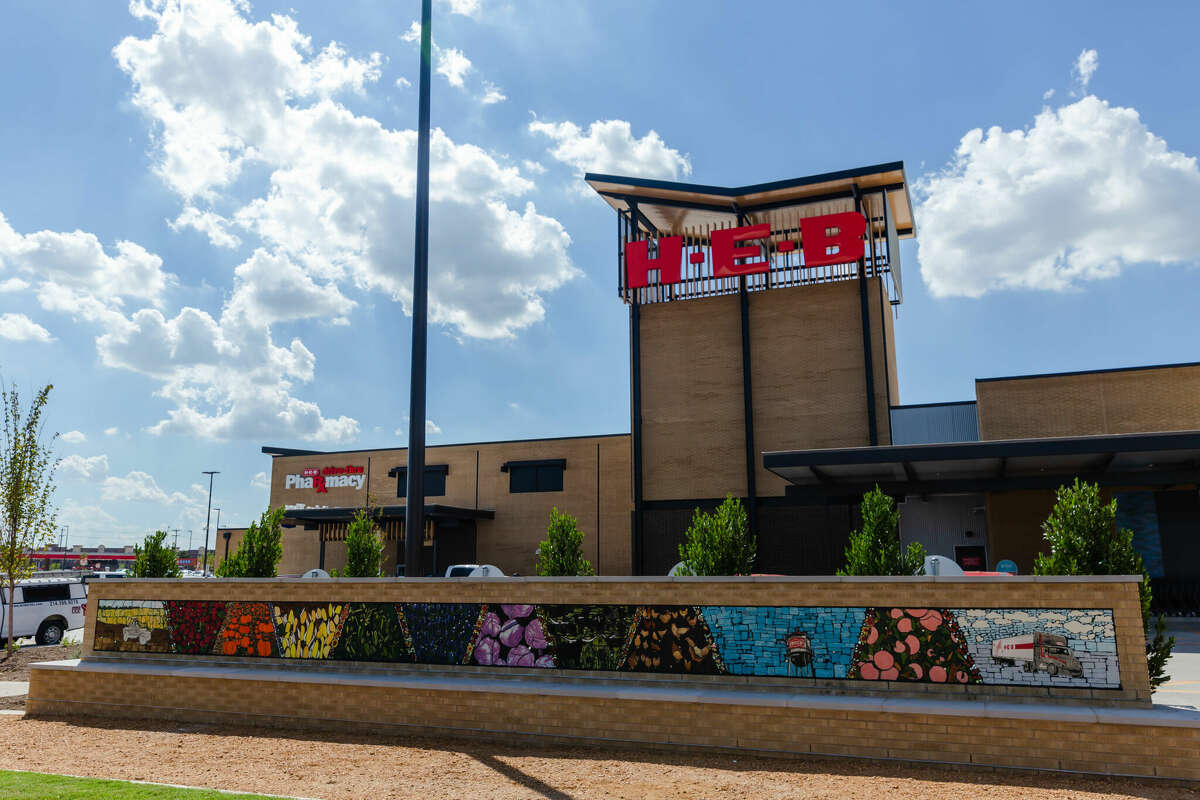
849;608;982;684
273;603;349;660
164;601;226;655
216;602;277;658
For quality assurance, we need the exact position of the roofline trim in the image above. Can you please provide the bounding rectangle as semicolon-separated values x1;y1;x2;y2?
889;400;977;411
262;432;629;459
584;161;906;198
976;360;1200;384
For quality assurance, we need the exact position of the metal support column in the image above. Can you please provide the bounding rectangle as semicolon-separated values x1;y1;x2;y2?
854;186;879;447
735;210;759;541
628;203;645;574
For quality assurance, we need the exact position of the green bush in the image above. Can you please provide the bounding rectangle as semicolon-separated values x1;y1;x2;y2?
536;507;595;576
216;507;284;578
1033;479;1175;690
837;485;925;576
678;494;755;576
131;530;181;578
336;509;383;578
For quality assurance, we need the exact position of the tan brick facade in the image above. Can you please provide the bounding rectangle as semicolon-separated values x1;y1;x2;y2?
977;363;1200;440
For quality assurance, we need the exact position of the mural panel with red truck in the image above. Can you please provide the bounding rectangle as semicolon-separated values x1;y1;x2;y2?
992;632;1083;678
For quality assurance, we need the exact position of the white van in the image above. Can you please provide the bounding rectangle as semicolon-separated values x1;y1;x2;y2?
0;578;87;645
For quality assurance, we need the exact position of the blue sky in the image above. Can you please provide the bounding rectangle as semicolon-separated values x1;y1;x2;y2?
2;0;1199;547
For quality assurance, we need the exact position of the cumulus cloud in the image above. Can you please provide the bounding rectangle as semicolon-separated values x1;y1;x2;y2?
104;426;120;436
440;0;481;17
226;249;355;324
60;430;87;444
250;471;269;488
394;419;441;437
60;453;109;480
529;118;691;180
0;277;29;292
101;470;190;504
394;76;411;89
117;0;576;343
169;206;241;248
0;313;54;343
916;78;1200;297
0;212;172;306
401;22;471;87
480;81;506;105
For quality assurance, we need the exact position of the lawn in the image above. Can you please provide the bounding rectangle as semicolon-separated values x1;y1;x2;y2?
0;770;292;799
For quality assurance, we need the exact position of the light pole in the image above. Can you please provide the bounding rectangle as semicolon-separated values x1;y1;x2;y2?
404;0;433;578
201;471;219;575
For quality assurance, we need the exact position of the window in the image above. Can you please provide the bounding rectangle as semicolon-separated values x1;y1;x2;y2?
502;459;565;493
21;584;72;604
389;464;448;497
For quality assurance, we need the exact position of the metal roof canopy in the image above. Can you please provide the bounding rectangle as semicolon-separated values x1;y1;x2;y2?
763;430;1200;500
584;162;915;240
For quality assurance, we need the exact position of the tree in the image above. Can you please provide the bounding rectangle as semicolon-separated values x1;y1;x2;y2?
1033;479;1175;690
536;507;595;576
0;381;59;657
216;507;284;578
838;485;925;576
131;530;181;578
338;509;383;577
678;495;755;576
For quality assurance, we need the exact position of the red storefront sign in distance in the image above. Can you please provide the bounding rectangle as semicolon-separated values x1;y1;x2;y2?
624;210;867;289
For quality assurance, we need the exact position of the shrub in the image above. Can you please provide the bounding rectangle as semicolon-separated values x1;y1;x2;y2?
1033;479;1175;690
838;485;925;576
216;507;284;578
536;507;595;576
131;530;181;578
337;509;383;578
678;494;755;576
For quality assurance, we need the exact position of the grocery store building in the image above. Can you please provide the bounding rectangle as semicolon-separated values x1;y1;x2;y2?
261;162;1200;608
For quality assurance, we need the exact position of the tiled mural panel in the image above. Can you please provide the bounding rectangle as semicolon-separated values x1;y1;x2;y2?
93;600;1122;689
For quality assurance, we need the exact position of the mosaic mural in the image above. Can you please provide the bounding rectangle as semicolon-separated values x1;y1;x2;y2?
92;599;1122;689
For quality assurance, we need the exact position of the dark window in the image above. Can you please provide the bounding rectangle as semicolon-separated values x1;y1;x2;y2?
503;459;565;493
22;584;72;604
390;465;448;497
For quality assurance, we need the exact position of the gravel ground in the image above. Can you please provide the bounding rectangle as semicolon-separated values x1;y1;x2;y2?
0;717;1195;800
0;645;77;681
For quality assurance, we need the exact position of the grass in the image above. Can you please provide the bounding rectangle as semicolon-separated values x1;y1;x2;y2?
0;770;296;799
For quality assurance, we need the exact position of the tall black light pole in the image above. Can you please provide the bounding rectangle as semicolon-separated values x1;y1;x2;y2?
201;471;218;575
404;0;433;578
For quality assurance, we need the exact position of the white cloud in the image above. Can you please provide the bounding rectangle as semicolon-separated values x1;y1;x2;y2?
104;426;120;436
115;0;578;344
521;160;546;175
394;419;441;437
169;206;241;248
1074;48;1099;92
480;81;506;105
394;76;411;89
0;277;29;292
250;471;269;488
0;313;54;343
439;0;481;17
226;249;355;324
1042;88;1055;101
59;453;109;480
916;93;1200;297
0;212;173;306
402;22;472;88
102;470;190;504
60;430;87;444
529;119;691;180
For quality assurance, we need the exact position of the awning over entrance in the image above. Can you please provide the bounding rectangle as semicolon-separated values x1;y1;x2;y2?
285;504;494;543
763;430;1200;501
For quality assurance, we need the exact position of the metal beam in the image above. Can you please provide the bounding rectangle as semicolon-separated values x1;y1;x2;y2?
854;185;878;447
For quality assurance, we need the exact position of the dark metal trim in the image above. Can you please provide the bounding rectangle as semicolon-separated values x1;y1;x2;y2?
809;465;834;486
387;464;449;478
287;504;495;522
889;400;978;410
584;162;906;198
976;360;1200;384
500;459;566;472
763;429;1200;469
260;432;629;459
854;186;878;447
737;218;758;539
901;461;919;483
783;470;1200;501
596;184;908;221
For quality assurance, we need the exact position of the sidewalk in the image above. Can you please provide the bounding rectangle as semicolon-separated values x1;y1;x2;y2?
1154;618;1200;710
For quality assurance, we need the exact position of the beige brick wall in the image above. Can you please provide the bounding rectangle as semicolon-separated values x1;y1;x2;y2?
977;364;1200;440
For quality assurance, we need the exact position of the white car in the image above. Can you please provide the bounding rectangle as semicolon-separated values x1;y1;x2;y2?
444;564;505;577
0;578;87;646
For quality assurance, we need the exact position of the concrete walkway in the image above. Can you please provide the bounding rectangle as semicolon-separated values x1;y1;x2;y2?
1154;618;1200;710
0;682;28;698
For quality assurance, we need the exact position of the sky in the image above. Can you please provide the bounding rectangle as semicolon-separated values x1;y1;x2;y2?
2;0;1200;549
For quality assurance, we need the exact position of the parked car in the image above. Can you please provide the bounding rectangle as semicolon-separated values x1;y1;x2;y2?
444;564;505;577
0;577;87;645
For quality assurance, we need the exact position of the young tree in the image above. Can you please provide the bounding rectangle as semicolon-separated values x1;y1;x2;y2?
339;509;383;577
1033;479;1175;690
0;381;59;657
678;494;755;576
216;507;284;578
536;507;595;576
837;485;926;576
131;530;181;578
